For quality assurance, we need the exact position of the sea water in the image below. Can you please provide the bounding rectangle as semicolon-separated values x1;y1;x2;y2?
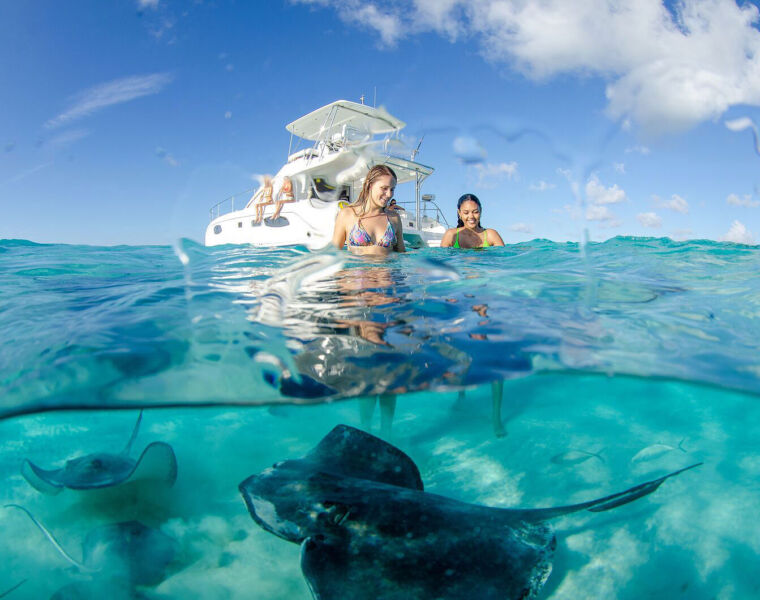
1;237;759;599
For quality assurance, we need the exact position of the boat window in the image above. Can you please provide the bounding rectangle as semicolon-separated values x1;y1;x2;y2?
213;225;222;234
238;222;242;228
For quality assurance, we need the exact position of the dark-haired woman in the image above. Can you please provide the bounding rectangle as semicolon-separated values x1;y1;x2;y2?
440;193;505;248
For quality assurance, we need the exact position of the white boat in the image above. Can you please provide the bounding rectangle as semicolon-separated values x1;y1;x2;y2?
204;100;448;250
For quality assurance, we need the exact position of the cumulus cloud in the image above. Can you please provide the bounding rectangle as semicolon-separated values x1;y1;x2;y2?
722;220;755;244
510;222;533;233
473;161;518;188
529;180;555;192
727;193;760;207
294;0;760;134
586;174;626;205
638;212;662;228
654;193;689;214
586;204;619;225
46;73;173;129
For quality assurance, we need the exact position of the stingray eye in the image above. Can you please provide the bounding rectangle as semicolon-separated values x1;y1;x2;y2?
272;461;284;469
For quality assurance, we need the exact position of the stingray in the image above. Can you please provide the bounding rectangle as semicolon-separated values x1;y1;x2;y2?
21;410;177;495
6;504;177;588
240;424;701;600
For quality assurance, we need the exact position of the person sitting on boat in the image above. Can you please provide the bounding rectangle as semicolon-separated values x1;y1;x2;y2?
271;176;295;221
387;198;405;212
253;175;274;224
332;165;406;256
440;193;505;248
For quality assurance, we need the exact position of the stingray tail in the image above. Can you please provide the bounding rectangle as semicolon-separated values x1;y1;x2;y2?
517;463;703;521
4;504;94;572
122;409;144;456
0;579;26;598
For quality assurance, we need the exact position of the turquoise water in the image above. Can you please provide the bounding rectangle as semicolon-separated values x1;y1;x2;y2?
1;237;760;598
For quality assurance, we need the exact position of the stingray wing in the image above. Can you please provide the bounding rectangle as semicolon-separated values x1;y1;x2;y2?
513;463;702;522
129;441;178;486
20;460;65;495
305;425;423;490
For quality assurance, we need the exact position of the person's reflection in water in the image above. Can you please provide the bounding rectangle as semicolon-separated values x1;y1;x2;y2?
449;299;507;437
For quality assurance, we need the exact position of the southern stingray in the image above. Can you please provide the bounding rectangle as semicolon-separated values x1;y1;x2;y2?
21;410;177;494
6;504;177;589
240;424;701;600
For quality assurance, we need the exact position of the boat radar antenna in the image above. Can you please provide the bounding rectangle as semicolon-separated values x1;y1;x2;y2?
411;135;425;160
359;94;365;105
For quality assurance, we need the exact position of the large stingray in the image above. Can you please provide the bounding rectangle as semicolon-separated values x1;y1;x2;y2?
240;424;701;600
21;410;177;494
6;504;177;588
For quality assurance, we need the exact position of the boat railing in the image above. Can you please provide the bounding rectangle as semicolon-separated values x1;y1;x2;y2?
396;197;449;229
209;187;257;221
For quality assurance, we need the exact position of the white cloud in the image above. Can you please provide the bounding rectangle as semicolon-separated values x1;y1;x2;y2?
614;162;625;174
586;174;626;205
722;220;755;244
295;1;760;134
638;212;662;228
224;111;232;120
155;146;179;167
727;193;760;207
510;222;533;233
46;73;173;129
43;129;90;149
654;193;689;214
137;0;159;9
529;180;555;192
586;204;617;223
473;161;518;188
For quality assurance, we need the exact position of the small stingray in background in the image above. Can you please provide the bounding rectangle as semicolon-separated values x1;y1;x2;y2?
631;439;688;463
550;448;605;466
21;410;177;495
240;424;701;600
6;504;177;588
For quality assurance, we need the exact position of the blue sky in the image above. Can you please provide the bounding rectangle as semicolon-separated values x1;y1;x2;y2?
1;0;759;245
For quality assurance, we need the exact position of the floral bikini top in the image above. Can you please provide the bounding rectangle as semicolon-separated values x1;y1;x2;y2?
347;215;396;248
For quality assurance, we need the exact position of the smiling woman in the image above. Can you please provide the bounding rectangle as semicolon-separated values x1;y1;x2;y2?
440;193;505;249
332;165;406;256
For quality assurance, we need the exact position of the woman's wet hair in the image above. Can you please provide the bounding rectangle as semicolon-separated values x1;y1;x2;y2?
354;165;397;215
456;193;482;228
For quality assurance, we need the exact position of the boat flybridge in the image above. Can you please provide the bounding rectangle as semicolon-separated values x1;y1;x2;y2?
205;100;448;249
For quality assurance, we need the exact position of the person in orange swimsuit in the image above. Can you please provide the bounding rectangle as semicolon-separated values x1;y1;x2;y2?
332;165;406;256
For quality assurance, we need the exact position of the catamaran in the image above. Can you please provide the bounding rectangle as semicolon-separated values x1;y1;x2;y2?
204;100;448;249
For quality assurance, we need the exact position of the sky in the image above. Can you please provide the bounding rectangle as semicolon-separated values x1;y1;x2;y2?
1;0;759;246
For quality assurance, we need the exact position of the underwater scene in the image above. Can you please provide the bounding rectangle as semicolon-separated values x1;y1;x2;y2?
2;236;760;599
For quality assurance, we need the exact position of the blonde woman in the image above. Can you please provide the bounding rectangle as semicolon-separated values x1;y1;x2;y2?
253;175;274;225
332;165;405;256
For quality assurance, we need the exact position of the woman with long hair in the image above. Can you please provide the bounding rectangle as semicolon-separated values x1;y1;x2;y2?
440;193;505;248
332;165;406;255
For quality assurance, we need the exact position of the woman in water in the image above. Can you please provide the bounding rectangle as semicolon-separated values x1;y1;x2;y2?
440;193;505;248
332;165;405;256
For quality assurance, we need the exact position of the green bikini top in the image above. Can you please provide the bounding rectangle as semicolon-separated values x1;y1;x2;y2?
453;229;490;248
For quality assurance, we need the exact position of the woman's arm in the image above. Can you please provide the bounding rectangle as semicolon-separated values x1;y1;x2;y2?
332;208;348;249
389;212;405;252
440;228;457;247
487;229;505;246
